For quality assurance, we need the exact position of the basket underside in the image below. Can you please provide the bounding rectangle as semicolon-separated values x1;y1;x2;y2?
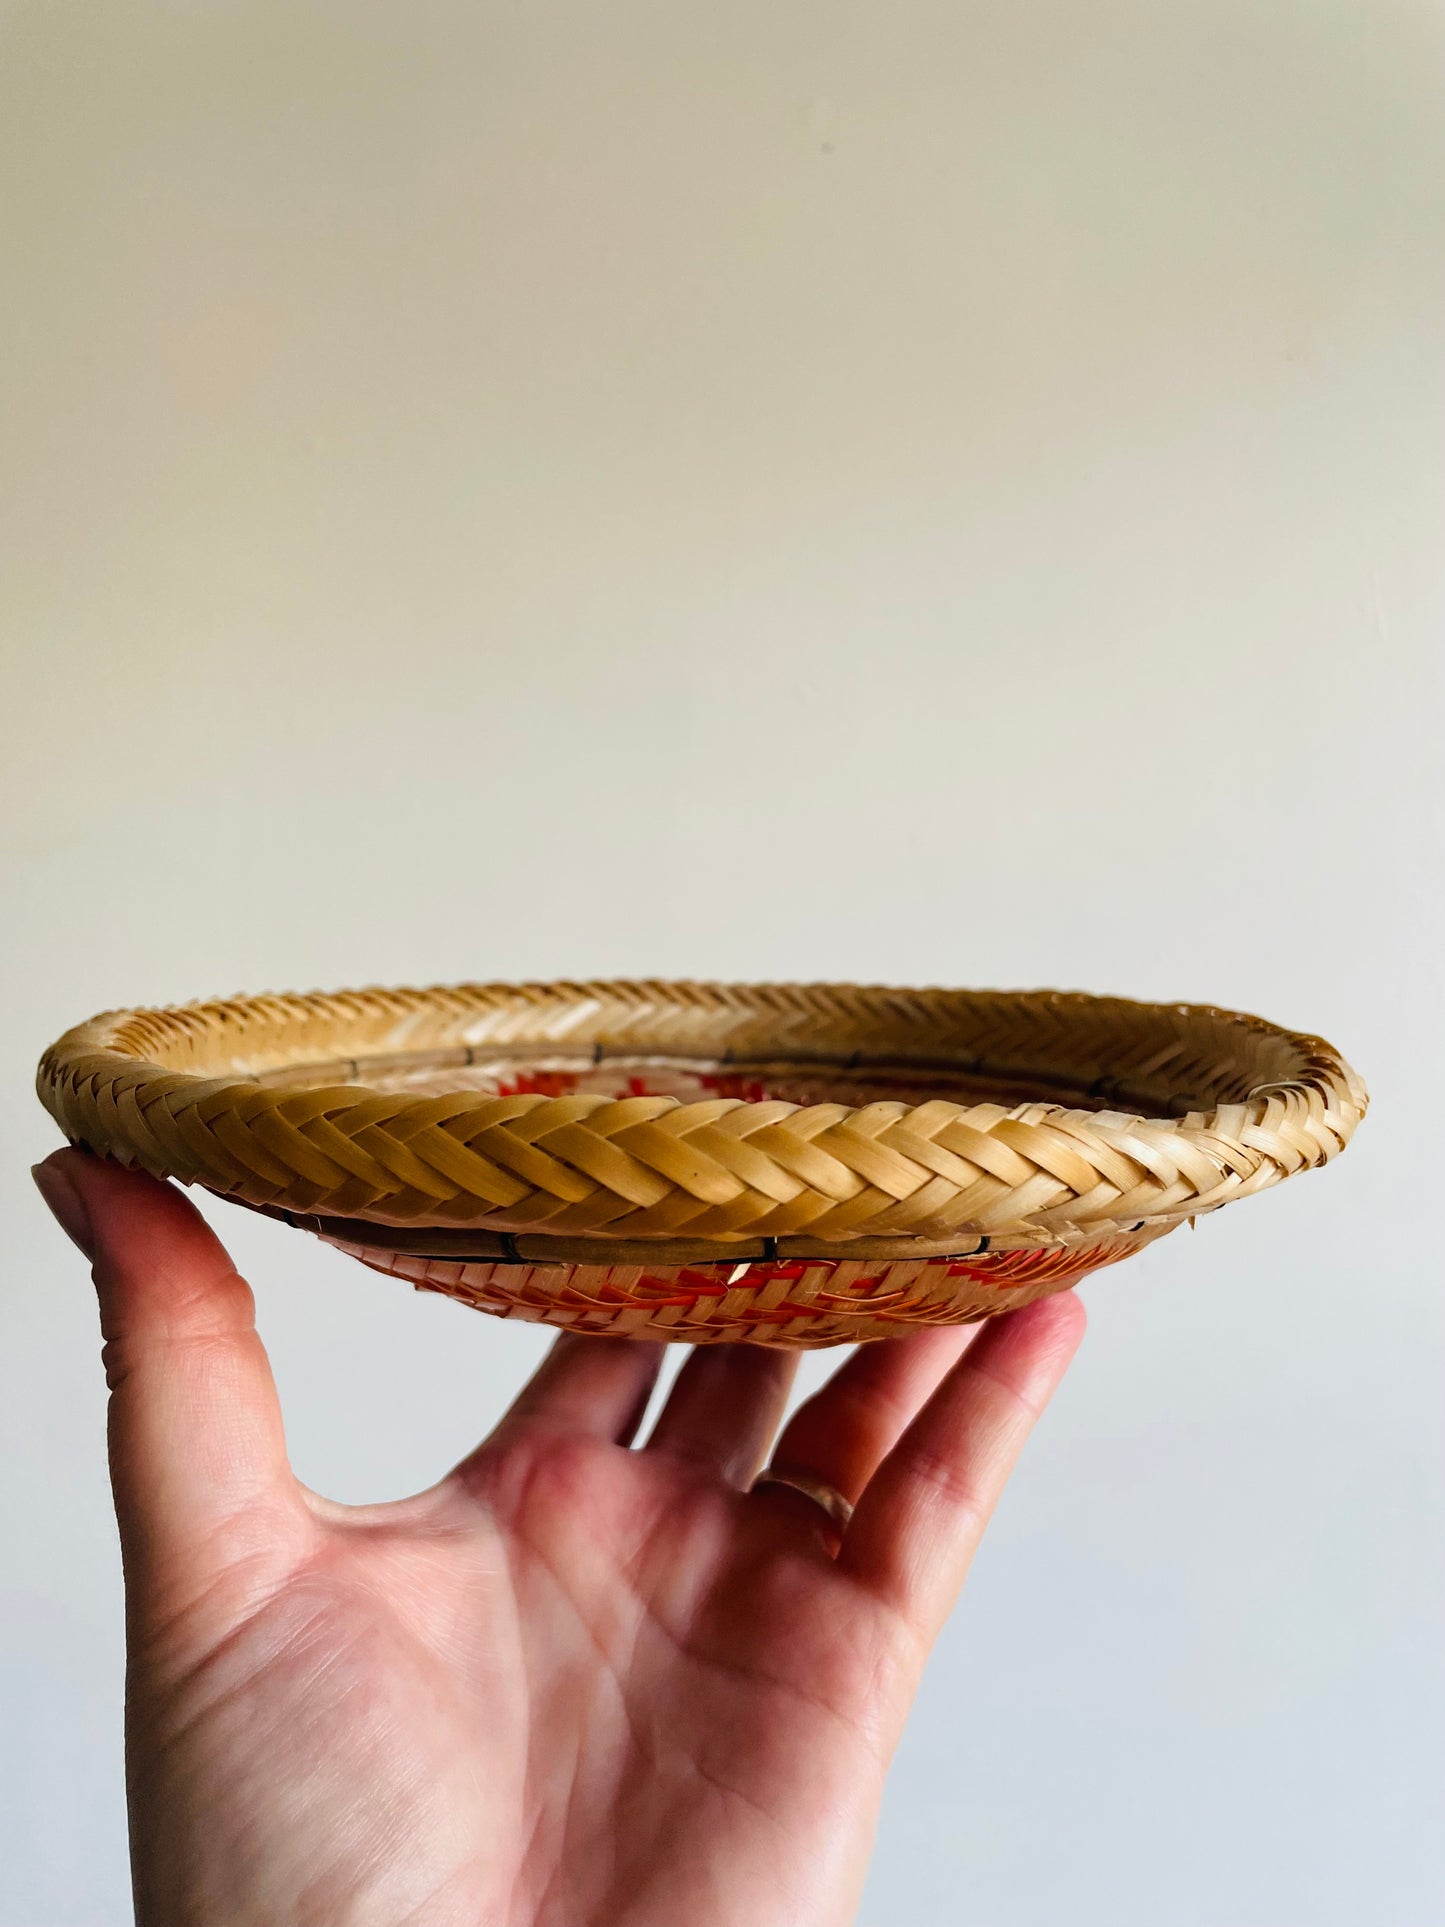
330;1222;1176;1346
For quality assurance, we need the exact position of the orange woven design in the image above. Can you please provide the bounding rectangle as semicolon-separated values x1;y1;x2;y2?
338;1229;1172;1346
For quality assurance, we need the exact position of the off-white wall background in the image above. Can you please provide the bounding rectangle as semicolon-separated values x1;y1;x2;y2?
3;4;1443;1922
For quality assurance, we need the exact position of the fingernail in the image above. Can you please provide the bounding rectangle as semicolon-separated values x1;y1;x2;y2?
32;1159;95;1261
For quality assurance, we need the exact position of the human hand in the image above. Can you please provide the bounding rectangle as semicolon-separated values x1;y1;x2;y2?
34;1147;1084;1927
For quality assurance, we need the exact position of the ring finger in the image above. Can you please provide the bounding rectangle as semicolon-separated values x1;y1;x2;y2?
759;1323;982;1512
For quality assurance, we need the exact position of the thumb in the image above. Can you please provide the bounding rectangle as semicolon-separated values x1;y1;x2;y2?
33;1149;305;1603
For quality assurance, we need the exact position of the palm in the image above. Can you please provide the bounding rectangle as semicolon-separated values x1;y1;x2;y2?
35;1150;1084;1927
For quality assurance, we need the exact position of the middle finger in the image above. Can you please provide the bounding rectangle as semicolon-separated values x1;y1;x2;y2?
644;1343;800;1487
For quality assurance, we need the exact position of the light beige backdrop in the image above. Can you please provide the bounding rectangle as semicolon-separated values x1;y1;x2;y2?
3;4;1442;1922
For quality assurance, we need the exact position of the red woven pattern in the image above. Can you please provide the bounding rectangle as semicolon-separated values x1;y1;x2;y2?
333;1231;1163;1346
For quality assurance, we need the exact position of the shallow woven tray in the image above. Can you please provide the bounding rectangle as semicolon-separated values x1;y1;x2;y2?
37;981;1365;1346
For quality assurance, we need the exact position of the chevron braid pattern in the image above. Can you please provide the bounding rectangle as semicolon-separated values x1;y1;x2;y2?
37;982;1365;1266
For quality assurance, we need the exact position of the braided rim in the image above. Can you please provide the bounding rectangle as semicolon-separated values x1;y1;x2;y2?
36;980;1366;1256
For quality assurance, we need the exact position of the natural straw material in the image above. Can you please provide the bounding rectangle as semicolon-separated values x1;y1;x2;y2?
328;1231;1176;1348
37;980;1365;1343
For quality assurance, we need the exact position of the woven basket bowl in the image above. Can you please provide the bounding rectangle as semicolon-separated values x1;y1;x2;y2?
37;981;1366;1347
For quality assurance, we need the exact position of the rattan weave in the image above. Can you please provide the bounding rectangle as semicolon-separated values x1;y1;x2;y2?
37;981;1365;1343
